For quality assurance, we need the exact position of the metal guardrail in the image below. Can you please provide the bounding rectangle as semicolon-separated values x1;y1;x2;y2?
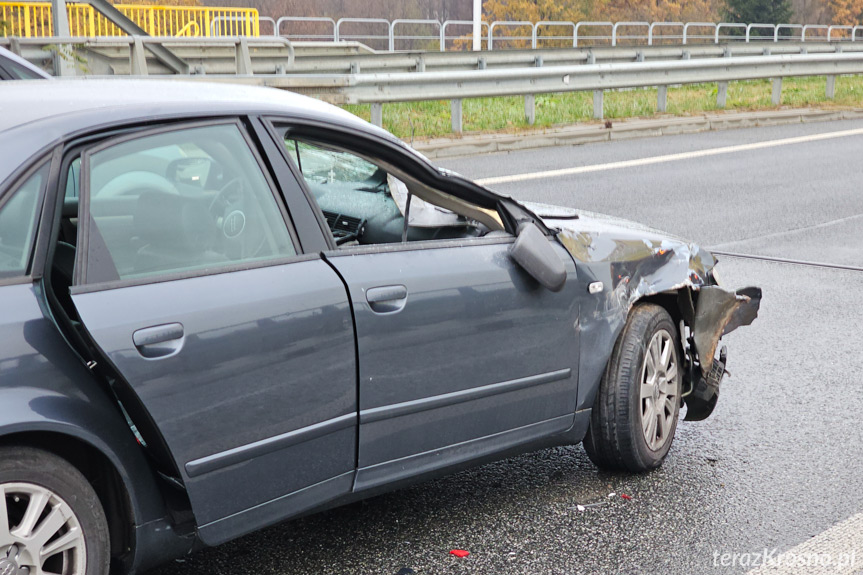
0;1;260;37
271;50;863;133
269;16;863;51
7;35;863;77
5;35;860;138
0;35;293;75
11;34;863;78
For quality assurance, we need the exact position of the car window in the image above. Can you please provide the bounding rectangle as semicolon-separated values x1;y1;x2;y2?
0;164;48;279
0;58;46;80
285;137;496;247
82;123;296;284
65;158;80;199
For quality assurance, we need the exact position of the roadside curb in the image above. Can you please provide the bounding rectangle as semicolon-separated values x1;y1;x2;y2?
410;108;863;159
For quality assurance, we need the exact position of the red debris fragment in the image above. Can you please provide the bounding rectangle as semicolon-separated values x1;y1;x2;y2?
620;494;632;500
450;550;470;558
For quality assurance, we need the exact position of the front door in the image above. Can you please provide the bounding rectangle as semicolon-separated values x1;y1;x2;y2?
68;121;356;545
275;132;581;491
328;239;581;491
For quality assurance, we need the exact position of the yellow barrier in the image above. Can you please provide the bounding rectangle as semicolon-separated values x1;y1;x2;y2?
0;2;259;37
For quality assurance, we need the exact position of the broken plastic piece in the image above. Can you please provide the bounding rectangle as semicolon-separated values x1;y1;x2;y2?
576;504;586;512
608;492;616;498
620;494;632;500
450;550;470;558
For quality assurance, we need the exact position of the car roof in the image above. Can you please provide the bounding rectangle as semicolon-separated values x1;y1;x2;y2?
0;78;402;184
0;46;52;79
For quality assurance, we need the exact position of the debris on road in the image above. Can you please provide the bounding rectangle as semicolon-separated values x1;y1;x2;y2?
450;549;470;558
621;494;632;500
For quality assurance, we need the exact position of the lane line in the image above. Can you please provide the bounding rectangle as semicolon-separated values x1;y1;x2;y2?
710;212;863;250
745;512;863;574
710;250;863;272
475;127;863;186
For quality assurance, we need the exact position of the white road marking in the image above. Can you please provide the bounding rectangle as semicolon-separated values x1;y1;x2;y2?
475;127;863;186
744;512;863;574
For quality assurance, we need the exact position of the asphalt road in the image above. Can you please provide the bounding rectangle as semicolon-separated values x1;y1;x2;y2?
153;119;863;575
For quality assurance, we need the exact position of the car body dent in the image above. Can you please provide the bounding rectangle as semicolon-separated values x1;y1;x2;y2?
522;204;761;418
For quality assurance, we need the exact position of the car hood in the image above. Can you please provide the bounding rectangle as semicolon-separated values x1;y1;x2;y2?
520;201;715;278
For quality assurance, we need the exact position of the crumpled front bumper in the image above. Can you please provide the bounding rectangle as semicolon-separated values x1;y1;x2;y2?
682;285;763;421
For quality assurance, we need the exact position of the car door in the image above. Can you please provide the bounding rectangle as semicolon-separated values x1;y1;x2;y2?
68;120;357;545
271;124;582;492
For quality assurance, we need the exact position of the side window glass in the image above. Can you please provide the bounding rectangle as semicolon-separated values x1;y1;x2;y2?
1;59;46;79
82;123;296;283
65;158;80;199
284;138;484;247
0;163;48;279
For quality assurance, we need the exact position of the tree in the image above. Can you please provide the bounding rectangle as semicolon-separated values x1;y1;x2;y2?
825;0;863;25
597;0;722;23
723;0;794;23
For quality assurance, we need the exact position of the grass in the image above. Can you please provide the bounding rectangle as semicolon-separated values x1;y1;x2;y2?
342;75;863;141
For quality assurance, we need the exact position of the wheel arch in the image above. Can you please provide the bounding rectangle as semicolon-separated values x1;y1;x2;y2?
0;428;134;571
0;385;190;573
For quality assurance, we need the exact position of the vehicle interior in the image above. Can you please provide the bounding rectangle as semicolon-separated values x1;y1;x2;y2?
283;137;508;246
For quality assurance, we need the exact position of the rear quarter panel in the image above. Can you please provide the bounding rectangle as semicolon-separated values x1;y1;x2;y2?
0;280;184;566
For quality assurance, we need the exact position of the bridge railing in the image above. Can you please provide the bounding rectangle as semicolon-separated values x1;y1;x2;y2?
267;16;863;51
0;2;259;37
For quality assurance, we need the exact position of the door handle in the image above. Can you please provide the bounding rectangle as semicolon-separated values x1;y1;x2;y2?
366;285;408;314
132;323;185;359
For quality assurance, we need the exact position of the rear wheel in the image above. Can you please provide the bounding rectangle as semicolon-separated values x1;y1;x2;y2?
0;446;109;575
583;304;682;472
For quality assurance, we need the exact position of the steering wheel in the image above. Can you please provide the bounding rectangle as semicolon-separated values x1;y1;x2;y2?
208;178;266;260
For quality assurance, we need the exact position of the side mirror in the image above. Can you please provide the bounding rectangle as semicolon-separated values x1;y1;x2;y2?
509;222;567;292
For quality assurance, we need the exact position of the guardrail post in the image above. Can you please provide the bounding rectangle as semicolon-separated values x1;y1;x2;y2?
131;36;149;75
371;103;383;127
9;37;22;57
716;82;728;108
772;78;782;105
593;90;603;119
416;57;425;72
524;94;535;125
451;99;463;133
351;62;360;74
236;37;252;74
657;85;667;112
826;75;836;99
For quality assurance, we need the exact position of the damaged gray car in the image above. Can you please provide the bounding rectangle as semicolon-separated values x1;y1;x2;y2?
0;80;759;575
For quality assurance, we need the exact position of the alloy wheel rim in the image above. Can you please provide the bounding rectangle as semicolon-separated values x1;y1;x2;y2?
0;482;87;575
640;330;679;451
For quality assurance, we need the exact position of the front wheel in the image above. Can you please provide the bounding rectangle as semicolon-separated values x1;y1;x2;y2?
0;446;110;575
583;304;682;472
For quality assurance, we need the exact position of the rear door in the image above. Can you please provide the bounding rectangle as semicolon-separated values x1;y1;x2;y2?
271;126;582;492
68;120;357;545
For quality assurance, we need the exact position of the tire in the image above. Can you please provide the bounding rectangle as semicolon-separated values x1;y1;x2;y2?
583;304;682;472
0;446;110;575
